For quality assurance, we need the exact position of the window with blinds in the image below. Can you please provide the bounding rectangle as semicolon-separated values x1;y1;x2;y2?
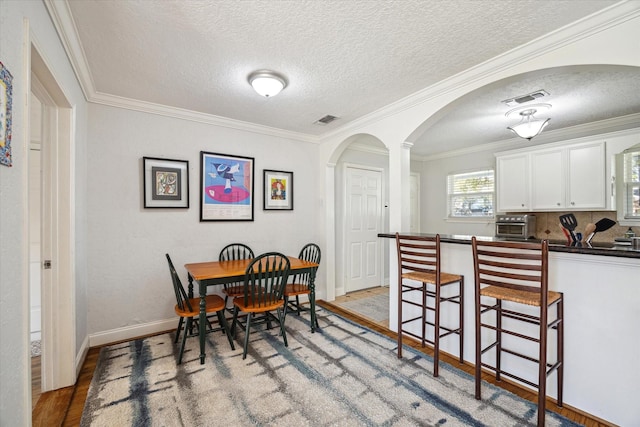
447;169;495;218
623;148;640;219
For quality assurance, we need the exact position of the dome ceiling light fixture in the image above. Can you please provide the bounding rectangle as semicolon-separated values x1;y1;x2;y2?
506;103;552;140
248;70;287;98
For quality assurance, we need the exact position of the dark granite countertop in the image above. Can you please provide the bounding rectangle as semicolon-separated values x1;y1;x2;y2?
378;233;640;259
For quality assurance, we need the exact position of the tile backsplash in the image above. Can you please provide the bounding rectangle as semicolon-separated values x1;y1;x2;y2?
523;211;636;243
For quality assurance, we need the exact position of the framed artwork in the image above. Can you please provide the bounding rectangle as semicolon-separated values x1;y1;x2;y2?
0;61;13;167
200;151;254;221
143;157;189;208
263;169;293;210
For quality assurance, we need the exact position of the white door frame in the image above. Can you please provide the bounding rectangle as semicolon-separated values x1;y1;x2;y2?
410;172;421;233
341;162;385;294
28;38;76;392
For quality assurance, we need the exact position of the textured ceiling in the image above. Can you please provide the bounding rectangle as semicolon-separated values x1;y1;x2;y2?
59;0;640;155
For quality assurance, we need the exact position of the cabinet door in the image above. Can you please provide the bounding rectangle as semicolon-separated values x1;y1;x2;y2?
531;148;565;210
497;154;529;211
567;142;606;209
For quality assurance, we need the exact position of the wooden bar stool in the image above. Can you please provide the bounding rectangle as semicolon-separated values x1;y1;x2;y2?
395;233;464;377
471;237;564;427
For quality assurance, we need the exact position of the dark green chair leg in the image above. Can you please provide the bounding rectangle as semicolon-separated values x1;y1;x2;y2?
242;312;253;360
231;306;239;339
175;317;184;343
217;310;235;350
278;308;288;347
178;318;192;364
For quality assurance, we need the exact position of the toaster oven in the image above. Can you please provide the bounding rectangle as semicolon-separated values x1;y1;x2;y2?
495;214;536;240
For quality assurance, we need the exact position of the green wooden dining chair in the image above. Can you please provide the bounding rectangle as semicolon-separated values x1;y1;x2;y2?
219;243;255;311
283;243;321;328
166;254;235;364
231;252;290;359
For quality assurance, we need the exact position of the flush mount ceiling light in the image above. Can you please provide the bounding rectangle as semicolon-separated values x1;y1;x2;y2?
248;70;287;97
506;104;552;140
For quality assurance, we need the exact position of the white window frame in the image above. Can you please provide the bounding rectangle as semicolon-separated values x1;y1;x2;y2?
446;169;495;221
622;148;640;220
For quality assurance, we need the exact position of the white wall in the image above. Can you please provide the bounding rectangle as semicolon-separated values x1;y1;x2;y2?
0;0;89;424
419;148;497;237
1;1;639;425
85;103;321;336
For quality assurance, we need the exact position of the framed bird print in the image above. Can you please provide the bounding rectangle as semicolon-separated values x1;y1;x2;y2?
143;157;189;208
200;151;254;221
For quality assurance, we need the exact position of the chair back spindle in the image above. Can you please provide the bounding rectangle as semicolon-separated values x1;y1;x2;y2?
289;243;321;288
166;254;193;313
219;243;254;261
244;253;290;307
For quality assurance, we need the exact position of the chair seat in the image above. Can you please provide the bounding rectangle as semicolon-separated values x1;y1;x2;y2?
480;285;562;307
175;294;225;317
402;270;462;285
284;283;310;296
233;296;284;313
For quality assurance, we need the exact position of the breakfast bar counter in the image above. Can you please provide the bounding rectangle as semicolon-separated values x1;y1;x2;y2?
379;232;640;426
378;232;640;259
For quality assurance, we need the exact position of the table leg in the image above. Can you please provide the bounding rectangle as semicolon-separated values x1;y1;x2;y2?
199;282;206;364
310;268;318;333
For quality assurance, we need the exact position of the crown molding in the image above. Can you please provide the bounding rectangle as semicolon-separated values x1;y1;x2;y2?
46;0;639;146
43;0;93;101
423;113;640;161
44;0;320;144
321;1;640;141
91;91;319;143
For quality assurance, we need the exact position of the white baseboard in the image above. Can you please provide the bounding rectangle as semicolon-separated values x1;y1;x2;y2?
89;318;176;348
75;335;89;378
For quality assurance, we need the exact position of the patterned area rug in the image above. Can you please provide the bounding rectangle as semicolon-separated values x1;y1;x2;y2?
81;308;580;426
31;340;41;357
335;291;389;323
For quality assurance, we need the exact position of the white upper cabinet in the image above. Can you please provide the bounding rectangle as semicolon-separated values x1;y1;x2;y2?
497;140;606;212
566;142;606;209
531;148;565;209
496;153;529;211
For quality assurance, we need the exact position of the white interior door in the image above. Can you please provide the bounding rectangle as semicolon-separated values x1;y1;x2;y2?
31;46;76;392
345;166;383;292
28;94;42;343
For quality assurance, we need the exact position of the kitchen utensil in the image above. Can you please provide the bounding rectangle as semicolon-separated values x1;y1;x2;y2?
559;213;578;241
583;223;596;243
585;232;595;244
594;217;616;232
560;223;571;244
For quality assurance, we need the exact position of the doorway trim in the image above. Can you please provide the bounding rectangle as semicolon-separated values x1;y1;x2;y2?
340;162;385;296
27;35;76;392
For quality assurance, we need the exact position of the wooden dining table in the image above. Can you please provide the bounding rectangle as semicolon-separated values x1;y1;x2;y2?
184;256;319;364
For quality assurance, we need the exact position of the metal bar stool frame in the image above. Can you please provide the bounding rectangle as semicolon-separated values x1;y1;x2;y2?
471;237;564;427
395;233;464;377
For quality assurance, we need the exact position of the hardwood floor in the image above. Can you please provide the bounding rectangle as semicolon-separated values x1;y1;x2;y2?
32;290;613;426
32;355;41;410
332;285;390;328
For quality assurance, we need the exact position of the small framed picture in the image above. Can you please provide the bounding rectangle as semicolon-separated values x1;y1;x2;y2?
143;157;189;208
264;169;293;210
0;61;13;167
